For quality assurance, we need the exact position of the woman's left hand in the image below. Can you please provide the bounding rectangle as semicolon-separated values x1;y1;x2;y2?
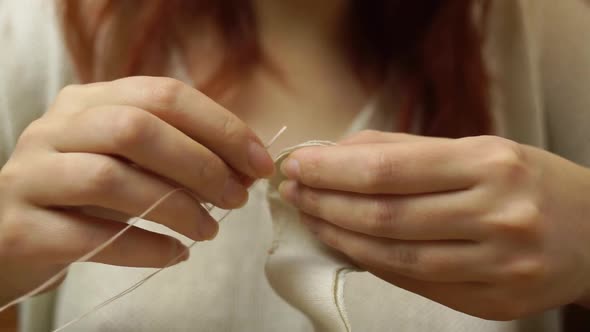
278;130;590;320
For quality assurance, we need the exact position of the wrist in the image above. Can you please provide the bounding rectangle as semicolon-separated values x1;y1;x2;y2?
555;158;590;310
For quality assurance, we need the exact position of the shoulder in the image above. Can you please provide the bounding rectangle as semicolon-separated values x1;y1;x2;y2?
482;0;590;165
0;0;74;105
0;0;74;164
537;0;590;165
485;0;590;98
535;0;590;92
518;0;590;165
483;0;590;94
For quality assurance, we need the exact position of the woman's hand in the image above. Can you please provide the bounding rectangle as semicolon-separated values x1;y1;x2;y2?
0;76;274;302
278;130;590;320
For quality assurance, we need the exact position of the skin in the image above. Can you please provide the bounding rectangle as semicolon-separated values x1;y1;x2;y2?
0;76;274;303
0;0;366;308
278;130;590;320
1;0;589;323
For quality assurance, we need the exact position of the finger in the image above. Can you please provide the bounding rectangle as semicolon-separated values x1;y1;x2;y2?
339;130;435;145
23;153;218;241
359;264;500;319
300;213;487;282
281;141;478;194
48;105;248;209
279;181;484;240
13;208;189;268
51;77;274;178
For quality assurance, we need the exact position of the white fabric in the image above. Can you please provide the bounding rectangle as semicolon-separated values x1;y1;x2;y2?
49;93;529;332
266;141;356;332
0;0;72;165
0;0;588;331
0;1;72;329
261;104;391;332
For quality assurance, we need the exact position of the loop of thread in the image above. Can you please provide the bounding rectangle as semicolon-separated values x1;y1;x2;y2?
0;188;185;314
0;126;286;331
0;126;287;323
53;207;232;332
52;126;286;331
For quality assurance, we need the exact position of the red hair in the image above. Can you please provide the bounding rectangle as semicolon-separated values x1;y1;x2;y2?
57;0;492;138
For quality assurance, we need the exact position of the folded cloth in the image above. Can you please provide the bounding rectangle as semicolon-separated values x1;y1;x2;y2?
266;141;360;332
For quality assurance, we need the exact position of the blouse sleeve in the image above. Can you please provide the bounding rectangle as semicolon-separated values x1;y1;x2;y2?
0;0;73;166
539;0;590;167
0;1;73;331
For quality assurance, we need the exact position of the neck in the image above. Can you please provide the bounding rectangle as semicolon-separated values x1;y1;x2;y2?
253;0;350;45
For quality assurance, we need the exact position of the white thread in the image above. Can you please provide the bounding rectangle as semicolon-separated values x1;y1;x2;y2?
53;209;232;332
267;126;287;148
0;188;186;314
0;126;287;317
50;127;287;331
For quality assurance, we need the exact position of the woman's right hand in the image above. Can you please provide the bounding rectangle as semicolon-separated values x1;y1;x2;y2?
0;76;274;302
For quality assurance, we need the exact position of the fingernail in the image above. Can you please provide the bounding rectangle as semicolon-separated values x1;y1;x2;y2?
248;140;274;177
198;221;218;241
181;250;190;261
278;180;299;205
172;240;190;262
196;212;219;241
178;244;190;262
281;158;300;179
223;176;248;207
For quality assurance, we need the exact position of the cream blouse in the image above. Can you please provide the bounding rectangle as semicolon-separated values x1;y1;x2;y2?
1;0;590;331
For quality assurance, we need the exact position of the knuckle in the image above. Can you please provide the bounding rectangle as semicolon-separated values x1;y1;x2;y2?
478;137;529;182
1;159;35;198
299;187;322;215
218;114;243;142
364;150;394;190
416;253;449;276
351;130;381;142
397;249;447;278
488;200;543;239
15;119;47;148
84;158;121;197
367;199;396;234
383;244;419;273
55;84;84;104
51;84;93;113
504;256;545;283
513;201;543;234
196;156;224;188
299;152;322;185
145;77;185;110
317;227;340;249
109;108;155;150
51;83;105;113
0;209;30;260
0;162;21;190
